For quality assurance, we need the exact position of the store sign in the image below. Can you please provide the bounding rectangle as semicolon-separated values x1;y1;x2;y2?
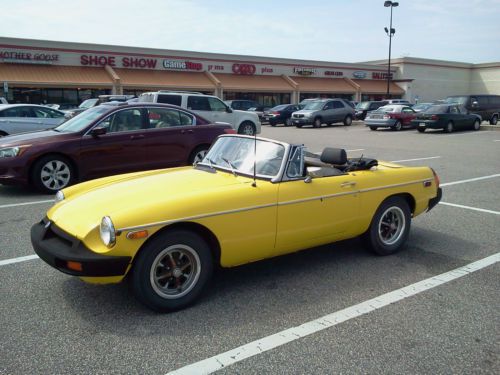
352;71;367;79
232;63;256;75
80;54;158;69
163;60;203;70
294;67;316;76
324;70;343;77
0;50;59;63
372;72;393;80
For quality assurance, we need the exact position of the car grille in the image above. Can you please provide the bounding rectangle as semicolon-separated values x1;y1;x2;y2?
293;114;304;118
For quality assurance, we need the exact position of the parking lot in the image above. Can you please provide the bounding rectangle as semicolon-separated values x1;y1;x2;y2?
1;123;499;374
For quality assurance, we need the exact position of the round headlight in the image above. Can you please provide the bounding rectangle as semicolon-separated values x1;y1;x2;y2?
54;190;65;203
100;216;116;247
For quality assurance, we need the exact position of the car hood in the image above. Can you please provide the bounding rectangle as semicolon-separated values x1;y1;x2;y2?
48;167;256;237
0;130;75;147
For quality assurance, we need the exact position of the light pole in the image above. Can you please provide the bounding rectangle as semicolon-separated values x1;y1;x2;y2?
384;1;398;98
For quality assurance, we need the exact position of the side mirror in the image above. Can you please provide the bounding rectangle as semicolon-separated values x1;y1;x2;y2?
90;127;107;137
471;101;478;108
226;106;233;113
304;175;313;183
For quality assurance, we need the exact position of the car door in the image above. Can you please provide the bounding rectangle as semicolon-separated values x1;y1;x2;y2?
187;96;216;122
448;105;465;129
331;100;346;122
0;106;39;134
274;172;359;256
401;106;416;126
207;96;235;124
321;100;335;122
78;108;147;180
32;107;67;129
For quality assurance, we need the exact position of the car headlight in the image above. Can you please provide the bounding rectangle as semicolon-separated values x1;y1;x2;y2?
100;216;116;247
0;147;20;158
54;190;65;203
303;113;312;118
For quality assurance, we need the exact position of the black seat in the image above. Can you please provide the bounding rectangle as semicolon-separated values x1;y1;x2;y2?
305;147;347;177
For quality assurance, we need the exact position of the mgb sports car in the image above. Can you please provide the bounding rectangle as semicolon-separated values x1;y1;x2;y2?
31;135;442;312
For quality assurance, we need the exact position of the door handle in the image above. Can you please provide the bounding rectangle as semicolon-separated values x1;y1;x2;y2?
181;129;194;134
130;134;145;140
340;181;356;187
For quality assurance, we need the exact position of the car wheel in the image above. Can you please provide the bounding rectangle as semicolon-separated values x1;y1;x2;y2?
130;229;213;312
269;120;276;127
489;115;498;125
369;126;377;131
364;196;411;256
296;124;303;128
417;127;426;133
0;131;8;137
31;155;75;193
285;118;293;127
473;119;480;131
392;121;402;131
444;121;454;133
313;117;322;128
238;121;256;135
189;145;209;164
343;115;353;126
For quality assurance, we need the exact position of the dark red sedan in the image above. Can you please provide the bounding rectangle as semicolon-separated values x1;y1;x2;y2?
0;102;234;193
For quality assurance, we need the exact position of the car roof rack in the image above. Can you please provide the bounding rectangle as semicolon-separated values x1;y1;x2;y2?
157;90;204;95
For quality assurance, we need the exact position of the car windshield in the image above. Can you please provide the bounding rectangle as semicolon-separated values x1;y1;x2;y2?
271;105;287;111
200;136;286;178
445;96;468;105
54;106;110;132
303;101;324;110
79;98;99;109
424;105;449;114
355;102;371;110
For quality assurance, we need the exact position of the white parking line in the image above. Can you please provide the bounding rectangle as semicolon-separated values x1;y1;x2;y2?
0;254;39;266
391;156;441;163
441;173;500;187
0;200;53;209
166;253;500;375
439;202;500;215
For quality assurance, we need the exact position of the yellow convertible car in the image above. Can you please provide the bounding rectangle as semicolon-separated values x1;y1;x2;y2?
31;135;441;312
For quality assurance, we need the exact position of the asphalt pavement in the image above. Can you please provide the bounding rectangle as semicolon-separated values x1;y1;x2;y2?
0;123;499;375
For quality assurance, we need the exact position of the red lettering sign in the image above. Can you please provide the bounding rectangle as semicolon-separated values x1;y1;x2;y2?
80;55;116;67
232;63;256;75
122;57;157;68
324;71;343;77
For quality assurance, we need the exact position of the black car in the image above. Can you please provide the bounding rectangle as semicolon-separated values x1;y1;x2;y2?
445;95;500;125
264;104;301;126
354;101;388;120
411;104;482;133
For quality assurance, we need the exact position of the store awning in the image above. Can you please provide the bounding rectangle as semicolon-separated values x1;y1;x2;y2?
115;69;216;91
0;63;113;87
353;79;404;95
293;77;357;93
213;74;295;92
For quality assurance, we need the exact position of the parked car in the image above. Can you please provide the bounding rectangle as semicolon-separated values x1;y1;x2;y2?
0;102;234;193
65;95;136;119
412;103;434;113
365;105;417;131
247;106;271;122
412;104;482;133
445;95;500;125
264;104;301;126
224;99;259;111
355;101;388;120
384;99;411;105
292;99;355;128
0;104;66;137
139;91;261;135
31;134;441;312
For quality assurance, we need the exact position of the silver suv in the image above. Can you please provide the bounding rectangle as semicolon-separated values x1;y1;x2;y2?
139;91;261;135
292;99;355;128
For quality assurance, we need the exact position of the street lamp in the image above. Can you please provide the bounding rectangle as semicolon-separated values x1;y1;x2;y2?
384;1;398;98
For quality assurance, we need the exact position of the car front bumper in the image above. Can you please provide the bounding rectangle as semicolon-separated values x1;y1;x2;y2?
0;158;29;186
292;118;313;125
31;218;131;277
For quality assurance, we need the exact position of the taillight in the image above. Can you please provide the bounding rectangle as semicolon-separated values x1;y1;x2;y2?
431;115;439;120
431;168;440;187
383;114;390;119
272;111;280;115
224;128;237;134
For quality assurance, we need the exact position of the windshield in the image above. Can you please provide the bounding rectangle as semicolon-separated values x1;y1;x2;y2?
271;105;287;111
424;105;449;114
200;136;286;178
445;96;467;105
55;106;110;133
79;98;99;109
355;102;371;110
303;101;324;110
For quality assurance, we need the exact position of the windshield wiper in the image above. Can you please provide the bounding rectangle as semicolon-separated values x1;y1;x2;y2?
222;157;237;177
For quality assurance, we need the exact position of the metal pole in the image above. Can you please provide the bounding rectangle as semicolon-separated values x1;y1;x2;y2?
386;5;393;97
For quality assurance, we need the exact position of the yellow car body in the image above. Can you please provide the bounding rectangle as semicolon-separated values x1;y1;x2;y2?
31;135;441;311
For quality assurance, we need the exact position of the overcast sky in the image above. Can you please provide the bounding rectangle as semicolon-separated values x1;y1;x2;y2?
2;0;499;64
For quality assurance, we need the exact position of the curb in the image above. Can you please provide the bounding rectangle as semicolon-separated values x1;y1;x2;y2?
481;124;500;131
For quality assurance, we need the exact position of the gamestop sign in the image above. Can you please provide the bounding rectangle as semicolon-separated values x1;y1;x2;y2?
162;60;203;70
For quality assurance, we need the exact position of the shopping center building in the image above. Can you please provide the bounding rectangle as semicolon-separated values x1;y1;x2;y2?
0;37;498;108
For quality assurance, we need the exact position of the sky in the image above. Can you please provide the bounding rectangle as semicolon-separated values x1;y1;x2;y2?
1;0;499;64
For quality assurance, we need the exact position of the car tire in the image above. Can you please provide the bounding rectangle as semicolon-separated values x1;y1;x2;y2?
238;121;256;135
296;124;303;128
269;120;277;127
392;121;402;131
417;127;426;133
130;229;214;312
369;126;377;131
189;145;209;164
0;131;8;137
285;118;292;127
472;119;480;131
489;115;498;125
343;115;353;126
313;117;322;128
363;196;411;256
31;155;75;194
444;121;454;133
